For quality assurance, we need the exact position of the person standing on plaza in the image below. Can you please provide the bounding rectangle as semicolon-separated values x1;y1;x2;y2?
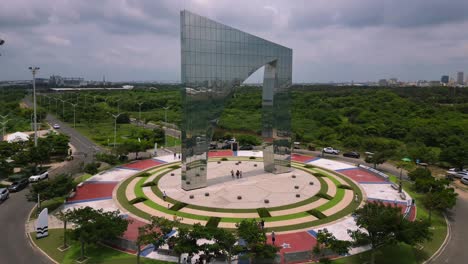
163;191;167;201
271;231;276;245
231;169;235;179
260;219;265;229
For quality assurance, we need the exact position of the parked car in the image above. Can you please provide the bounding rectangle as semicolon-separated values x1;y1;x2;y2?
8;179;29;192
454;171;468;179
323;147;340;155
53;123;60;129
29;171;49;182
239;145;253;150
0;188;9;201
343;151;360;159
224;138;236;144
461;176;468;185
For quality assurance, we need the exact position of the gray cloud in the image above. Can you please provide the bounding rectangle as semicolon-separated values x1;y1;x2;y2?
0;0;467;82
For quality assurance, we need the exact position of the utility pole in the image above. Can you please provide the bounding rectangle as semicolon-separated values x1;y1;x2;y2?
137;102;144;126
163;106;170;147
108;112;121;150
29;66;40;147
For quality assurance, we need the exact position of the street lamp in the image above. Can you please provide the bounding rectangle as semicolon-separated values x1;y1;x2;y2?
69;102;78;128
162;106;170;147
137;102;144;126
0;114;9;141
108;112;121;150
58;98;67;118
28;66;40;147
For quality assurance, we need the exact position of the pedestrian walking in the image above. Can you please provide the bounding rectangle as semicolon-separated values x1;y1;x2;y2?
173;153;176;159
271;231;276;245
163;191;167;201
231;169;235;179
260;219;265;229
236;170;240;179
354;194;358;203
178;154;181;159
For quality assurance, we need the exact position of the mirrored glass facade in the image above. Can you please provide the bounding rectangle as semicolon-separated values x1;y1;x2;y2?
180;10;293;190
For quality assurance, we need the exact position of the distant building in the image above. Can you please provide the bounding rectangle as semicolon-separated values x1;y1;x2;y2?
378;79;388;86
441;75;449;84
457;72;464;85
49;75;86;87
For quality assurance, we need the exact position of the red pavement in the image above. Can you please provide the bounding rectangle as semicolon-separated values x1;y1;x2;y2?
339;168;386;183
208;150;234;157
369;200;416;220
121;159;164;170
267;231;317;254
122;216;147;241
67;182;117;202
291;153;316;163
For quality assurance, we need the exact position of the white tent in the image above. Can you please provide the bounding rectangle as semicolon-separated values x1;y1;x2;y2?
6;132;30;143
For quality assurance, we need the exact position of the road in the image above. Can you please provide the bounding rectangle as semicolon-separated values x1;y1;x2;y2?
23;98;104;164
0;189;50;264
130;118;181;138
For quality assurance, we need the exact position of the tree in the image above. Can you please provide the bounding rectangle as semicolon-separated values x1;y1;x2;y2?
236;219;278;263
116;113;131;124
313;229;351;261
55;210;72;250
440;144;468;171
422;186;457;223
136;216;176;264
169;226;200;264
209;228;239;264
27;174;74;202
348;202;432;264
365;150;395;169
67;207;129;261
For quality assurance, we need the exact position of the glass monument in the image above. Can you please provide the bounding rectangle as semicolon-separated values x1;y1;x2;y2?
180;10;293;190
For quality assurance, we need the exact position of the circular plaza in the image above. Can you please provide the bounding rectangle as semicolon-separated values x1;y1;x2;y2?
116;156;362;231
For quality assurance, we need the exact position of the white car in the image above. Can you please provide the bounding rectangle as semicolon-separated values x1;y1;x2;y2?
461;176;468;185
53;124;60;129
0;188;9;201
323;147;340;155
29;171;49;182
455;171;468;179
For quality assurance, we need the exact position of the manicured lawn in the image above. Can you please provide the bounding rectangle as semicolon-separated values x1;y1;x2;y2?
30;197;66;220
31;229;171;264
73;173;93;184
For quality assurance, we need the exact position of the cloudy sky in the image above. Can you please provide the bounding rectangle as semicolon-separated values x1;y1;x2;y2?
1;0;468;83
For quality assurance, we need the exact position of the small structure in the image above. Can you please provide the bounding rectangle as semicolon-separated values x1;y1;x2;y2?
6;132;30;143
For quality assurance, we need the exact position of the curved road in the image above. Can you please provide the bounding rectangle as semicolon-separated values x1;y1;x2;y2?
0;189;50;264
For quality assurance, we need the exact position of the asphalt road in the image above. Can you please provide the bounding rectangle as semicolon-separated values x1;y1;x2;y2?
0;189;50;264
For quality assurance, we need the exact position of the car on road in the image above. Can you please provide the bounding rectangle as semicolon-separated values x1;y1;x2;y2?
323;147;340;155
8;179;29;192
461;176;468;185
29;171;49;182
343;151;360;159
0;188;9;201
53;123;60;129
454;171;468;179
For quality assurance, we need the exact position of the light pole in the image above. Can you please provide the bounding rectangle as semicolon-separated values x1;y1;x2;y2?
163;106;170;147
29;66;40;147
115;98;121;113
69;102;78;128
58;99;67;118
0;114;9;141
108;112;121;150
137;102;144;126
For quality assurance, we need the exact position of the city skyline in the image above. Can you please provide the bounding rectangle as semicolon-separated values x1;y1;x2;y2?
1;0;468;83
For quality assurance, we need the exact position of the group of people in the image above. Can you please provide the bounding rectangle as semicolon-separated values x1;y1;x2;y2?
231;169;243;179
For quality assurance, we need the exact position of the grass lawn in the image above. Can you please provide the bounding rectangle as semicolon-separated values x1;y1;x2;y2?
73;173;93;184
30;197;66;220
31;229;171;264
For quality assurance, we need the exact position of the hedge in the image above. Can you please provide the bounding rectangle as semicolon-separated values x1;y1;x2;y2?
136;172;151;177
206;217;221;228
142;181;157;187
170;202;188;211
307;209;326;219
316;192;333;200
257;208;271;218
313;172;327;177
337;184;353;190
130;197;147;204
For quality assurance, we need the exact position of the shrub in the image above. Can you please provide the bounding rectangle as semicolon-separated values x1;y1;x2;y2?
170;202;188;211
206;217;221;228
304;164;315;169
142;181;156;187
249;156;256;159
313;172;327;177
169;165;181;169
221;157;228;161
316;192;333;200
257;207;271;218
337;184;352;190
95;153;119;165
136;172;151;177
307;209;326;219
130;197;147;204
